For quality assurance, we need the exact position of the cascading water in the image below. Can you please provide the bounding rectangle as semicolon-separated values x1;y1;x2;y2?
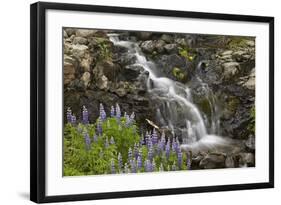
108;34;229;152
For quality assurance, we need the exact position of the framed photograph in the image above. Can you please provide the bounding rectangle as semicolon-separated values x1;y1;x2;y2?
30;1;274;203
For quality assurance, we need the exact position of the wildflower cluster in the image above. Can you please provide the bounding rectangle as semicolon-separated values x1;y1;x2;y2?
64;104;191;176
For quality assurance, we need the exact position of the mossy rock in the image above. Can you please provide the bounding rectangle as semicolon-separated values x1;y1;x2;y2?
172;67;187;82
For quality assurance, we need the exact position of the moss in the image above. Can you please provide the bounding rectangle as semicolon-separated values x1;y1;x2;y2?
172;67;186;81
178;47;196;62
198;98;212;117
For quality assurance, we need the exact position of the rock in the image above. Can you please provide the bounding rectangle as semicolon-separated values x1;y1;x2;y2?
73;37;88;45
199;153;226;169
155;40;166;53
239;153;255;167
225;156;235;168
63;30;68;38
96;75;108;90
164;44;177;54
76;29;96;38
93;61;120;82
245;135;255;151
222;62;240;80
140;40;155;53
136;32;152;40
242;68;255;90
245;40;255;47
161;34;173;43
64;28;76;36
80;72;91;87
72;44;89;59
221;50;233;56
175;38;187;47
64;56;76;85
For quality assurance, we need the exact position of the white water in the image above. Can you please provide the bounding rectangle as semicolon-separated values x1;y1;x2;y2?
108;34;229;149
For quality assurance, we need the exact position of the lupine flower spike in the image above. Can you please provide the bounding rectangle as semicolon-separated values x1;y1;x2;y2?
99;103;106;121
66;107;72;123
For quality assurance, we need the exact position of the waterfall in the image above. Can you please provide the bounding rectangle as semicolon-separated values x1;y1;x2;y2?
108;34;229;150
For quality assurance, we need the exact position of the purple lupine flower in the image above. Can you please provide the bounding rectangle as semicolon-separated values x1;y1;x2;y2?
110;159;116;174
137;155;142;170
83;132;91;150
115;103;121;121
118;153;123;170
93;134;98;142
110;136;115;145
165;140;170;159
99;103;106;121
177;151;183;169
148;146;153;161
172;161;177;171
157;133;165;153
145;160;152;172
82;106;89;124
105;137;109;148
71;115;76;124
151;128;158;145
110;106;115;117
66;107;72;123
96;118;102;136
130;159;137;173
128;147;133;161
133;143;139;159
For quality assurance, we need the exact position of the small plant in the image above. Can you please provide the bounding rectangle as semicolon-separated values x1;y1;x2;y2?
64;104;191;176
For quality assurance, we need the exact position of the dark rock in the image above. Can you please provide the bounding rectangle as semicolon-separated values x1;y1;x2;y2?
164;44;178;54
199;153;226;169
73;37;88;45
161;34;173;43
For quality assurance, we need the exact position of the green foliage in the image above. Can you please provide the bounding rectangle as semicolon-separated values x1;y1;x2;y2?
64;115;191;176
95;37;112;60
172;67;186;81
64;117;139;176
178;47;196;61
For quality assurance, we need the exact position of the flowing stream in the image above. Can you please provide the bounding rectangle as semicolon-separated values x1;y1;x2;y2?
108;34;229;151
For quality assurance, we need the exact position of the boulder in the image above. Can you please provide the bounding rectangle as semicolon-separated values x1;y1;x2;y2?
199;153;226;169
96;75;108;90
164;44;178;54
161;34;173;43
73;36;88;45
76;29;96;38
80;72;91;87
72;44;89;59
64;56;76;85
222;62;240;80
140;40;155;53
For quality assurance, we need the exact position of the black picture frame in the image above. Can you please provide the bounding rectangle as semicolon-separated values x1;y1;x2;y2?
30;1;274;203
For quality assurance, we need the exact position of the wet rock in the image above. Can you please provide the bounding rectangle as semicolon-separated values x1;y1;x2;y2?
80;72;91;87
73;36;88;45
140;40;155;53
225;156;235;168
164;44;178;54
199;153;226;169
239;153;255;167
